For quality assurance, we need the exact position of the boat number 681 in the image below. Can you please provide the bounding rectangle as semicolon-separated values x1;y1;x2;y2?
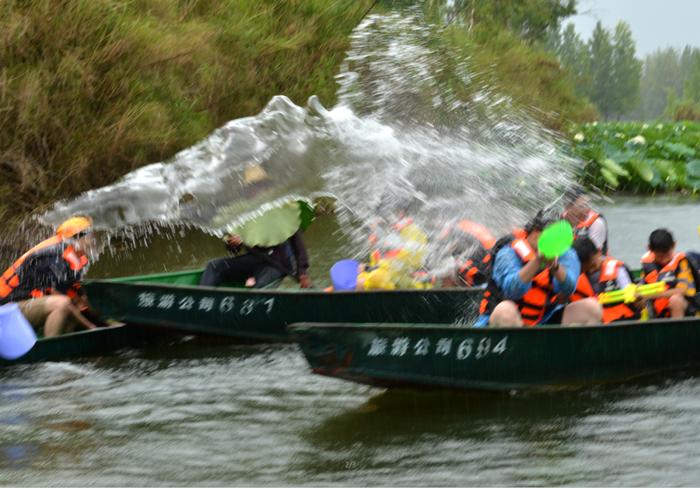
456;337;507;360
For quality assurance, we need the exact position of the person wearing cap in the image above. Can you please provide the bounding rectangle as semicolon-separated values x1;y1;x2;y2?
562;187;608;254
0;216;99;337
476;212;602;327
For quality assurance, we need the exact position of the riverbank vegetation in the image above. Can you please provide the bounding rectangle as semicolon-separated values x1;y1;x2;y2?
549;19;700;122
569;122;700;193
0;0;373;223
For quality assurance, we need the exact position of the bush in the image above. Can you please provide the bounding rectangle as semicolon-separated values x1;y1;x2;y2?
0;0;373;223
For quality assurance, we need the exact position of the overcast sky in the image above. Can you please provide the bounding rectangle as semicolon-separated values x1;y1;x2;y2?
568;0;700;57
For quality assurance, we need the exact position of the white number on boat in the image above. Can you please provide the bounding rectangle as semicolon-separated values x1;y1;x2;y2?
240;299;254;315
366;335;509;360
263;298;275;314
456;339;473;360
492;337;507;355
475;337;491;359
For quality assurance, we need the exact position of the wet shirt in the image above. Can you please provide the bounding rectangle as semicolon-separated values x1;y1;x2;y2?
229;231;309;275
0;244;85;304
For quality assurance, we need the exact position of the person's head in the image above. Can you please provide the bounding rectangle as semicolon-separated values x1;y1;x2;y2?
56;216;95;255
573;236;602;273
563;187;591;225
648;228;676;267
523;210;553;248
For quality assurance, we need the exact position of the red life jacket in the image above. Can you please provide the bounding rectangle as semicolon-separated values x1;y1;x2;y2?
641;251;688;317
0;239;89;301
479;237;553;326
571;257;636;323
573;210;608;255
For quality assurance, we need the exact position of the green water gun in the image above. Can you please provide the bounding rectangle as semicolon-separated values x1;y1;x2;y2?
598;282;667;305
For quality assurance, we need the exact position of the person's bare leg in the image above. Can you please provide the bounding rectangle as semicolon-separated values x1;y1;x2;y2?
668;294;688;318
43;296;97;338
562;297;603;326
489;301;524;327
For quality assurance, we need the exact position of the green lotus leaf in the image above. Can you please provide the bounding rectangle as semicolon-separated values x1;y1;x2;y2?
600;168;619;187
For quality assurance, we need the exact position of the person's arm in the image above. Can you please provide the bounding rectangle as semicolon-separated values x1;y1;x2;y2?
289;231;311;288
550;248;580;296
587;217;607;251
493;247;531;300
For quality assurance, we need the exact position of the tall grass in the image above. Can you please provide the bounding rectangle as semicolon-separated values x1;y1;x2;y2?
0;0;373;223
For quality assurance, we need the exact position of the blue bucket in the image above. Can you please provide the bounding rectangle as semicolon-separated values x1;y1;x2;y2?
330;259;360;291
0;303;38;360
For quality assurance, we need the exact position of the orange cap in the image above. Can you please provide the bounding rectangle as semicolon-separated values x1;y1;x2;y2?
56;216;93;239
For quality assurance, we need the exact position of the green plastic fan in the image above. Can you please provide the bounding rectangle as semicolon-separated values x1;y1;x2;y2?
537;220;574;259
232;200;314;248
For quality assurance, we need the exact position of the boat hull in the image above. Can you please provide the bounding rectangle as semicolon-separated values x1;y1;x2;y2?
289;318;700;391
83;278;478;341
0;325;151;367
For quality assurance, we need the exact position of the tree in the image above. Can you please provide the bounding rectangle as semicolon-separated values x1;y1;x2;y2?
588;21;614;118
557;22;591;97
610;21;641;118
682;49;700;103
639;48;681;119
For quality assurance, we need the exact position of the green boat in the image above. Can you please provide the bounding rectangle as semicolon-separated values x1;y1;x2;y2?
0;324;154;367
82;269;478;342
289;317;700;391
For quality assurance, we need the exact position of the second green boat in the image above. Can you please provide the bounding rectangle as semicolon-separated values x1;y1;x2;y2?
83;269;479;342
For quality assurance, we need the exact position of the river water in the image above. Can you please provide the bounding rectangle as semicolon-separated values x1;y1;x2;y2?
1;198;699;486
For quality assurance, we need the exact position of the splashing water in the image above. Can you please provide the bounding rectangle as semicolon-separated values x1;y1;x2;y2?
34;10;576;273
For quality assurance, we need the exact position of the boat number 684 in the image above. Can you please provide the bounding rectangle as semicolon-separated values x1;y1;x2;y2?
456;337;507;360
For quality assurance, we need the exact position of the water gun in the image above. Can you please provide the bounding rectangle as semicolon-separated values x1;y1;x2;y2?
597;282;667;305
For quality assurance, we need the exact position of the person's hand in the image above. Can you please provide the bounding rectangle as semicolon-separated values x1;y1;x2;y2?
245;277;256;287
299;273;312;289
225;234;243;247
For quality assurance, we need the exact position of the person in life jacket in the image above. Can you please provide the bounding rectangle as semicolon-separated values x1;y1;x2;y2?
366;194;429;287
0;216;99;337
562;187;608;254
434;219;496;287
475;212;602;328
572;237;639;323
640;228;699;318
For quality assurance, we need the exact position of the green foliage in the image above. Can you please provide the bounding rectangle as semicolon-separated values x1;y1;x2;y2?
568;121;700;193
637;46;700;120
0;0;373;223
587;22;614;119
610;22;641;117
549;20;641;120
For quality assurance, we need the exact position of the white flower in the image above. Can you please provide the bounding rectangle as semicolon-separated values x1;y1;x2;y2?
656;124;663;130
573;132;585;142
592;121;598;126
628;135;646;145
615;132;624;138
642;123;649;129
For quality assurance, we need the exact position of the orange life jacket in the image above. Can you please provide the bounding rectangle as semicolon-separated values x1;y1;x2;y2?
641;251;687;317
447;220;496;286
368;216;415;263
573;210;608;254
571;257;636;323
479;237;553;326
0;239;88;301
